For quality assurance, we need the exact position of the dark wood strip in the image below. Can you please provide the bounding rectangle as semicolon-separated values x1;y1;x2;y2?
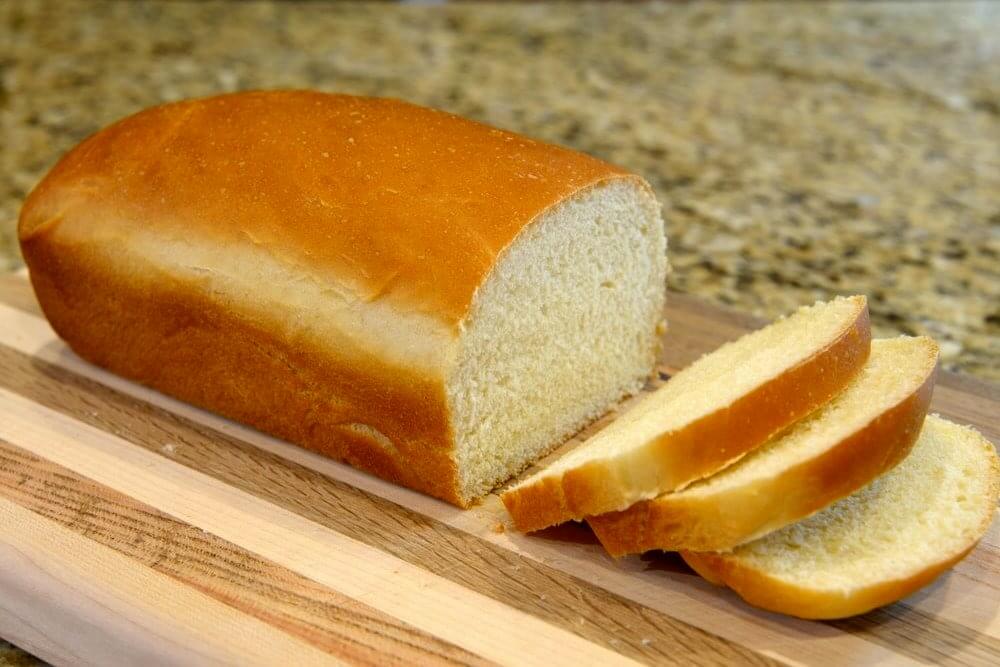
0;438;491;667
830;603;1000;667
0;342;776;666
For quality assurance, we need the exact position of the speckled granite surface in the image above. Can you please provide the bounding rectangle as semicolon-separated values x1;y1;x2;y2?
3;1;998;383
0;3;998;661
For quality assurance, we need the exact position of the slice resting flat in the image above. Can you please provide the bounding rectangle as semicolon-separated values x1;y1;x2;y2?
590;336;938;555
503;296;871;532
682;415;1000;619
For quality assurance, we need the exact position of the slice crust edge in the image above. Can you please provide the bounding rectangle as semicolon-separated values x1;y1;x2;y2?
680;416;1000;620
590;336;938;555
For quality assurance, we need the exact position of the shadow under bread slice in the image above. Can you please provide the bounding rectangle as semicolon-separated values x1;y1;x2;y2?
682;415;999;620
590;336;938;555
503;295;871;532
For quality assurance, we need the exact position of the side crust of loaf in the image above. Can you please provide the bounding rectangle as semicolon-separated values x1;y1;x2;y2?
589;344;937;555
502;298;872;531
680;546;977;620
22;236;467;504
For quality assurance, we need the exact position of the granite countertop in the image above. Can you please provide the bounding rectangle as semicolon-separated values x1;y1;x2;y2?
3;1;998;383
0;2;998;661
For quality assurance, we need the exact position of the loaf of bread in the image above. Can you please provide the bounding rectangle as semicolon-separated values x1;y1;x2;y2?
682;415;1000;619
589;336;938;555
502;296;871;531
18;90;668;507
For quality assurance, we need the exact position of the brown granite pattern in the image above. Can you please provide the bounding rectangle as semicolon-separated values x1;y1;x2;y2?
0;6;998;661
1;0;998;390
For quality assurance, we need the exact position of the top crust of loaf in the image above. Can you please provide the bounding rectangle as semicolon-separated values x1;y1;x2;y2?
18;90;633;328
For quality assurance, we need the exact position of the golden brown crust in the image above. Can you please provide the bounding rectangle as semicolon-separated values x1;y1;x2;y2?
503;299;872;531
589;343;937;555
19;90;628;325
22;237;465;504
19;91;633;507
680;420;1000;620
680;546;977;620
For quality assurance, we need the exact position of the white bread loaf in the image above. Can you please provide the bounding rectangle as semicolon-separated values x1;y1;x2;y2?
18;91;667;507
589;336;938;555
503;296;871;531
682;415;1000;619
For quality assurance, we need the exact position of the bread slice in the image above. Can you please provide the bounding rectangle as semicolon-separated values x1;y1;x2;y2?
18;91;667;507
502;296;871;531
682;415;999;619
590;336;938;555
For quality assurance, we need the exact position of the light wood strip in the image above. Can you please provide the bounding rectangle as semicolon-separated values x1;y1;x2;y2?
1;303;988;665
0;440;494;667
0;496;339;667
0;387;638;667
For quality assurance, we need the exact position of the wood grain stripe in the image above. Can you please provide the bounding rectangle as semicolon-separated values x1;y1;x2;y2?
0;497;339;667
0;440;493;667
0;307;776;664
830;604;1000;667
0;387;639;667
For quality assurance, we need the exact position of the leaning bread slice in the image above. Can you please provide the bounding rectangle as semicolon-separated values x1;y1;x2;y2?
502;296;871;532
590;336;938;555
682;415;999;619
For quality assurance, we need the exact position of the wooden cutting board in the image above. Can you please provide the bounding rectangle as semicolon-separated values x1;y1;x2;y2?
1;269;997;667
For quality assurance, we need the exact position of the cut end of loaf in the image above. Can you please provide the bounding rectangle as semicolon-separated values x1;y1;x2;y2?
503;293;871;530
447;178;667;506
682;415;1000;619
